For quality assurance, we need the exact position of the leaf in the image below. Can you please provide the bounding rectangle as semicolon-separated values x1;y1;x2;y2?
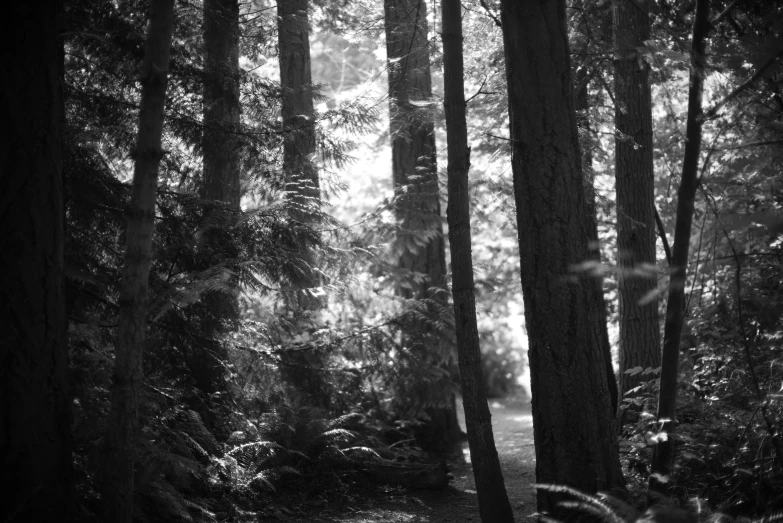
649;473;669;484
645;431;668;445
638;287;664;306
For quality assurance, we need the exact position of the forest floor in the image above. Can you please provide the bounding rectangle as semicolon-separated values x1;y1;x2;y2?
280;396;537;522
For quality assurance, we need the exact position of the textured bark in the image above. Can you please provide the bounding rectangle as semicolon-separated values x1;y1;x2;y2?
443;0;514;519
575;60;619;417
0;1;73;519
613;0;661;401
649;0;710;498
499;0;624;513
277;0;329;407
278;0;320;257
99;1;175;520
196;0;242;395
384;0;461;455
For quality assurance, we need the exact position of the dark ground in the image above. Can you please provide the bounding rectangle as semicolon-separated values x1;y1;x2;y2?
282;396;538;522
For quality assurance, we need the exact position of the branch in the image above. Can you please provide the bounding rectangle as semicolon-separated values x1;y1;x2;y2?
703;50;783;120
710;0;740;25
465;75;490;104
718;138;783;150
478;0;502;28
654;207;672;267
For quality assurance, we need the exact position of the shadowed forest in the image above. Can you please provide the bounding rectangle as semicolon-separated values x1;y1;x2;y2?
2;0;783;521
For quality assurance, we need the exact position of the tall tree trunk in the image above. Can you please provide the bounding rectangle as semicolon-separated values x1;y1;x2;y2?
574;56;618;417
278;0;319;254
613;0;661;403
384;0;461;456
649;0;710;498
572;0;619;417
499;0;624;513
99;1;175;520
442;0;514;520
196;0;241;396
277;0;328;407
0;1;73;519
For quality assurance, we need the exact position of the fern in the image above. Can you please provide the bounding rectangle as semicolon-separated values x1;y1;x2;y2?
535;484;637;523
534;484;783;523
227;440;288;471
177;410;222;457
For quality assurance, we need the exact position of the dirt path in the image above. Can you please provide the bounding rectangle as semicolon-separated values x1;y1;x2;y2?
288;397;538;522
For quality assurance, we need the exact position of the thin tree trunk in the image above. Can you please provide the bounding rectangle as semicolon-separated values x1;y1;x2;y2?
613;0;661;403
442;0;514;520
196;0;242;396
0;1;73;519
99;1;175;520
384;0;461;455
649;0;710;499
499;0;624;513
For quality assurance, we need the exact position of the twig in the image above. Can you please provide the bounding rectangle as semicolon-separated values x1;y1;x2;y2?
465;75;490;104
478;0;502;28
711;0;741;25
654;207;672;266
717;139;783;150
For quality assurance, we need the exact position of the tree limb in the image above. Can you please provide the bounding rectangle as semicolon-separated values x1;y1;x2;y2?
479;0;502;28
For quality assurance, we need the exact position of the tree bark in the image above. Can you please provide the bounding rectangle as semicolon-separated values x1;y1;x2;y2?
613;0;661;402
277;0;330;408
443;0;515;520
499;0;624;513
196;0;242;396
99;1;175;520
278;0;320;284
573;41;618;417
0;1;73;519
384;0;461;455
649;0;710;499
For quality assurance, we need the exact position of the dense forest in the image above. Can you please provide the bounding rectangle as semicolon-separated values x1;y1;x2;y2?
2;0;782;521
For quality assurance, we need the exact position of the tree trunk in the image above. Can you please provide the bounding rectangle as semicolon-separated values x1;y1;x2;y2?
0;1;73;519
574;58;618;417
613;0;661;403
278;0;320;271
649;0;710;499
499;0;624;513
277;0;329;408
384;0;462;457
99;1;175;520
196;0;242;396
443;0;515;520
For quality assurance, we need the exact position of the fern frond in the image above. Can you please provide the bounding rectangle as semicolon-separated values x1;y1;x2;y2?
341;446;381;460
312;428;357;448
327;412;365;430
535;484;623;523
178;410;222;456
596;492;640;523
250;472;276;493
755;512;783;523
179;431;210;464
228;440;288;470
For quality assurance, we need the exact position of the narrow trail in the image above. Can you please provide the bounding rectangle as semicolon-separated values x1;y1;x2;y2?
290;396;538;522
